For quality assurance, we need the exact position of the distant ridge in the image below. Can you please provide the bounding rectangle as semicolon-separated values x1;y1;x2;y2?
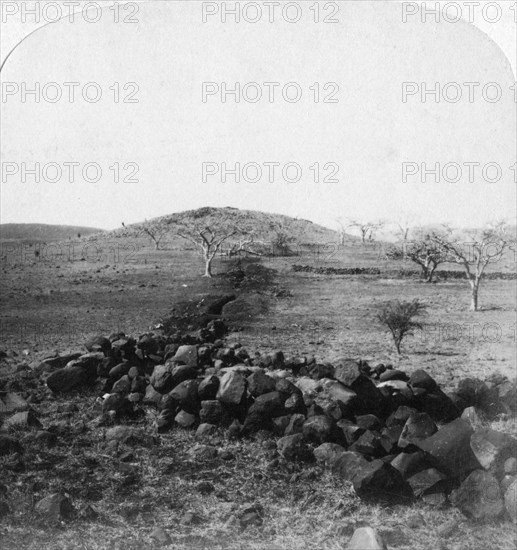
0;223;105;242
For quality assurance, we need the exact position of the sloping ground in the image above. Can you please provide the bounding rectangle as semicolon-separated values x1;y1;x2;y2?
0;224;104;242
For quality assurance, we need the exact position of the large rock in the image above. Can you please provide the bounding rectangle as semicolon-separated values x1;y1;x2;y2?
243;391;287;434
386;406;418;428
398;413;437;448
172;345;198;367
313;442;347;467
326;380;357;413
498;382;517;412
336;420;364;446
199;400;223;425
247;370;276;397
284;392;306;415
332;451;370;480
414;389;460;422
391;451;431;479
85;335;111;354
415;418;481;478
461;406;488;430
150;365;175;394
302;415;334;444
333;359;384;415
197;375;220;401
169;380;200;414
470;428;517;477
46;366;91;393
450;470;504;520
350;431;386;458
351;459;412;502
406;468;448;497
216;371;246;405
346;527;387;550
409;369;437;392
284;413;306;436
277;433;312;462
247;391;286;418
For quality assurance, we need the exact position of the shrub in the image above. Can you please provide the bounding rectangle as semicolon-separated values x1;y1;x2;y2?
377;299;427;354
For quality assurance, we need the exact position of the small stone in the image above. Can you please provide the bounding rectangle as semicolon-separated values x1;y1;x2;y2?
35;494;75;522
175;410;197;428
346;527;387;550
406;513;425;529
196;423;216;438
504;457;517;475
180;511;203;525
0;434;23;456
196;481;214;495
189;444;218;461
437;519;459;538
0;500;10;518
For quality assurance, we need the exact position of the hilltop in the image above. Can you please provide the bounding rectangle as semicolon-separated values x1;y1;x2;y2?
113;207;344;244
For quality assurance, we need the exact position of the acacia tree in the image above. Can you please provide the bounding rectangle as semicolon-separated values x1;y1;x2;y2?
226;234;264;257
430;222;515;311
386;236;448;282
176;222;239;277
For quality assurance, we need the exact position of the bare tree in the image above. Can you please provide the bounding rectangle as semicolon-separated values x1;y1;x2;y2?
395;212;417;245
139;221;168;250
430;222;515;311
336;218;354;245
176;223;238;277
347;219;384;244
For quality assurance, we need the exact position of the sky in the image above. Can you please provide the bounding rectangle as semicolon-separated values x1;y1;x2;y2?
1;1;516;231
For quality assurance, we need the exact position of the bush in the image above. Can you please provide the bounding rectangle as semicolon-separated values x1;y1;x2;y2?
377;299;427;354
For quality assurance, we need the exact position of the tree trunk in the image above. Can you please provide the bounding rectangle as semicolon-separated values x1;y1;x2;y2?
204;258;213;278
426;263;437;283
470;282;479;311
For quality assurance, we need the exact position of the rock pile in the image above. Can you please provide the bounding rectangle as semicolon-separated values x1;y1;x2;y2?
2;320;517;525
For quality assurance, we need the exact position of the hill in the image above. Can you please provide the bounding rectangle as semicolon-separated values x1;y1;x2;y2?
0;223;104;242
110;206;343;245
